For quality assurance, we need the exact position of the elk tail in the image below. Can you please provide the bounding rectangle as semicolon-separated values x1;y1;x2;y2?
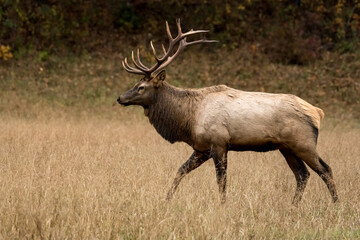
315;107;325;121
295;97;325;129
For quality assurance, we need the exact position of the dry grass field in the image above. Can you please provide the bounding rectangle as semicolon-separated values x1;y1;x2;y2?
0;109;359;239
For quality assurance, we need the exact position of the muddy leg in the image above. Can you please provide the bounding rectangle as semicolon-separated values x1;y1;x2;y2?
166;151;210;200
280;149;310;206
297;151;338;203
212;148;228;204
313;157;338;202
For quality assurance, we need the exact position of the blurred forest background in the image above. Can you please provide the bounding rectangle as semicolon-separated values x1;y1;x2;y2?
0;0;359;118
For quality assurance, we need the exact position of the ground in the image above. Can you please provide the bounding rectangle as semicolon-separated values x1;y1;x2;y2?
0;110;359;239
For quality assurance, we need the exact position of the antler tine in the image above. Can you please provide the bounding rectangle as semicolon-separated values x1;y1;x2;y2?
161;44;167;56
131;50;149;72
124;58;138;72
184;38;219;47
122;58;147;75
136;49;149;70
150;41;161;62
179;29;210;39
165;21;173;41
176;18;182;36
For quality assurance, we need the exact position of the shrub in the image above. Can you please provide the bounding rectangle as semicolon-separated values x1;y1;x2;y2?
0;44;13;61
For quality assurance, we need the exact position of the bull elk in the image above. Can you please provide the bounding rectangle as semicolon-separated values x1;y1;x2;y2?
117;19;338;205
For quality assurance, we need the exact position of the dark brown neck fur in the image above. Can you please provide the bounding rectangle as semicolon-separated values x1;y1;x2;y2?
147;82;228;145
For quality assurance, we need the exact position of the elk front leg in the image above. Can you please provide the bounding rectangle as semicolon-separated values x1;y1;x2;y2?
212;148;228;204
166;151;210;200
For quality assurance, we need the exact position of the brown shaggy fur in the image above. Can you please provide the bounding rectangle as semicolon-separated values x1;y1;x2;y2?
148;83;228;144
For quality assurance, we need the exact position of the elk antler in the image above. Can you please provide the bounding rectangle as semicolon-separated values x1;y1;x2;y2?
122;19;217;79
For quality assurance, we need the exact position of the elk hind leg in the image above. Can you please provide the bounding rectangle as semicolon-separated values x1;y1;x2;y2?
166;151;210;200
296;150;338;203
314;157;338;202
280;149;310;205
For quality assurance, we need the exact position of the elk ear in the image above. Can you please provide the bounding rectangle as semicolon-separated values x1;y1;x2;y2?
152;70;166;87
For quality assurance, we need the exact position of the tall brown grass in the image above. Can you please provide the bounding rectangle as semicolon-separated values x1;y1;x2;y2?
1;111;359;239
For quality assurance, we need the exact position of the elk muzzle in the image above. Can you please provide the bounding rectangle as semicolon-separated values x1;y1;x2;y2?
117;95;130;106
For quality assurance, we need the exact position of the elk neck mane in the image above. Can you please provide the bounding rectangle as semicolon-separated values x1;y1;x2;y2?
147;81;229;144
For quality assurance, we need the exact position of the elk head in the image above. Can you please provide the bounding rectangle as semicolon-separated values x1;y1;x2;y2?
117;19;217;107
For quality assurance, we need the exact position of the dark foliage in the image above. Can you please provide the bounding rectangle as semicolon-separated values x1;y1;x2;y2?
0;0;359;64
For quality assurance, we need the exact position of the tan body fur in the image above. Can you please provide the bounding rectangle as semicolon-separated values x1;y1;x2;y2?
193;88;323;153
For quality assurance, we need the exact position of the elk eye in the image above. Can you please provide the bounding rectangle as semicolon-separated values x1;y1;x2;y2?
138;86;145;92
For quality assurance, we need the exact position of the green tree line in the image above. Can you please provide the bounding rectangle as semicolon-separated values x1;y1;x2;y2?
1;0;359;64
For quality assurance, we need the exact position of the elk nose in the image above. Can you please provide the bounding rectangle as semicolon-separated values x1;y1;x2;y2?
117;97;121;104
